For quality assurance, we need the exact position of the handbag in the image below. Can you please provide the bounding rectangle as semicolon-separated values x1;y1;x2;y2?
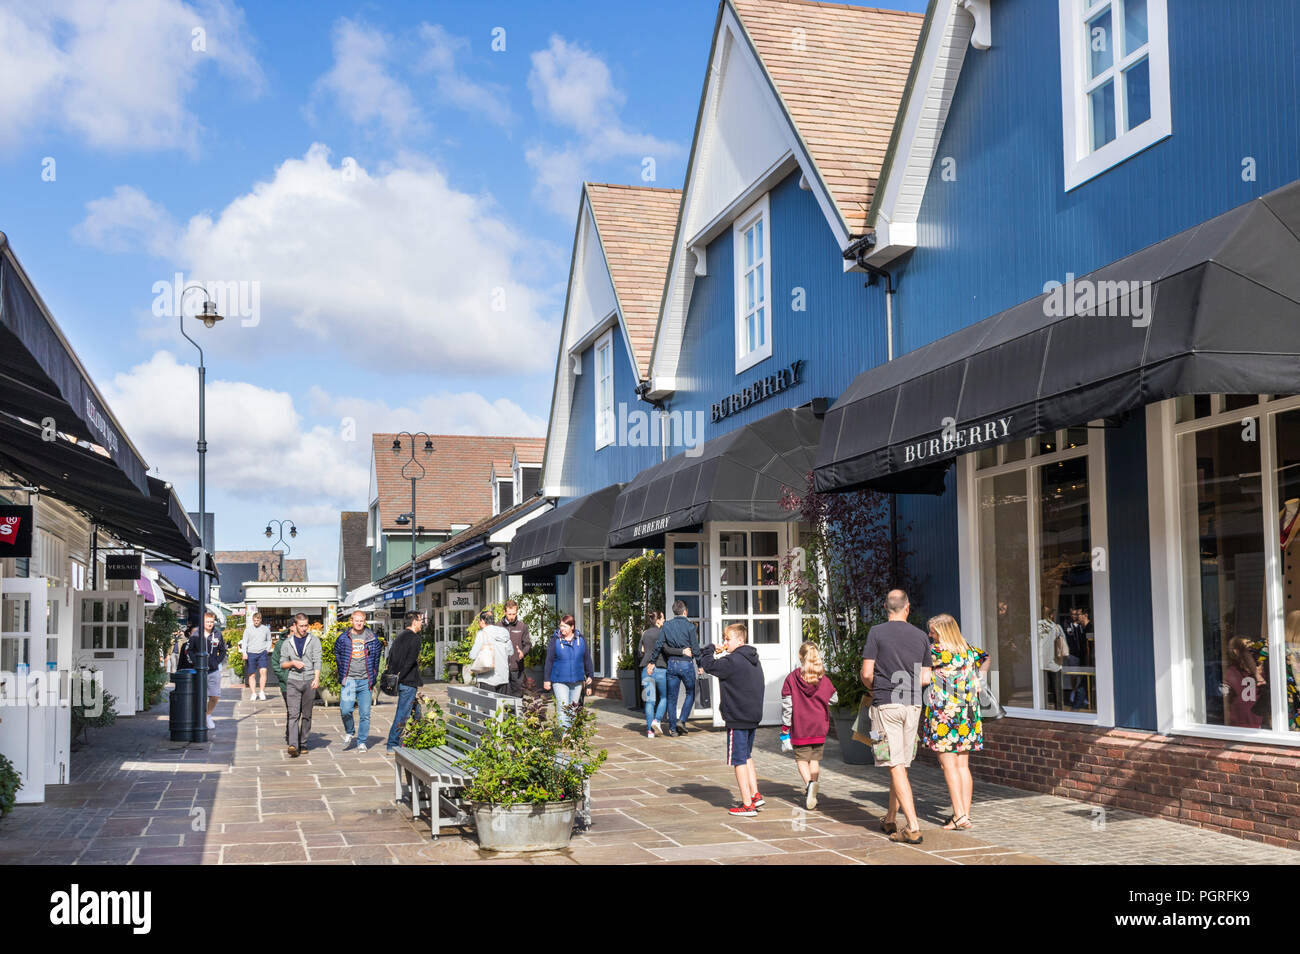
850;696;873;744
470;639;495;675
1054;633;1070;664
379;669;400;696
977;676;1006;721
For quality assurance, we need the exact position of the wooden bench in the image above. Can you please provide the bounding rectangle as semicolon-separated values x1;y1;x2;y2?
391;684;593;838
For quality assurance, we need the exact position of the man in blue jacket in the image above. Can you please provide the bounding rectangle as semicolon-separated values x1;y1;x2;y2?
334;610;381;752
650;601;700;736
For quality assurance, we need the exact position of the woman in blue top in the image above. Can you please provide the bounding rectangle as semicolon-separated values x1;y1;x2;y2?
543;613;593;729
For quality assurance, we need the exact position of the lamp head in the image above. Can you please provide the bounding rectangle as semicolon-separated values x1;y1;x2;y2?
289;525;297;538
198;300;223;329
264;526;272;538
422;439;434;454
395;514;410;526
391;438;402;455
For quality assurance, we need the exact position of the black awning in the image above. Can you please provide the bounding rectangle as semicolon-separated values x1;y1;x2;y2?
505;483;635;574
0;243;150;494
815;178;1300;494
608;405;822;547
0;413;206;566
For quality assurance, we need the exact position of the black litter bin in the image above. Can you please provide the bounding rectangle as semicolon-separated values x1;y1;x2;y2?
169;669;199;742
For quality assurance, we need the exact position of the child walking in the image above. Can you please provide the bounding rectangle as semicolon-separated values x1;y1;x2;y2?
780;642;838;810
697;622;766;817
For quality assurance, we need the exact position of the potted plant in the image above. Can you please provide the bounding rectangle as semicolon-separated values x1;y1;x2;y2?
458;696;606;851
316;619;350;705
597;552;664;710
400;698;447;748
442;632;473;681
615;647;639;710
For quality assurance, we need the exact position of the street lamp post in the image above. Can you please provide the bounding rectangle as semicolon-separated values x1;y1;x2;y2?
177;285;223;744
392;433;434;616
264;518;298;581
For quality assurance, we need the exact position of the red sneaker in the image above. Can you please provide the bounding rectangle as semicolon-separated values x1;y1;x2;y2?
752;792;765;808
728;803;758;817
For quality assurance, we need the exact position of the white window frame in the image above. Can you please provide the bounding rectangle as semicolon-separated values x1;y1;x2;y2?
732;193;773;374
1058;0;1171;191
1147;394;1300;746
594;330;615;450
956;425;1114;726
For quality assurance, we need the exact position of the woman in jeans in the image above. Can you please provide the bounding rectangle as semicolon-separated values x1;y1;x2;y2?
639;611;667;738
543;614;593;729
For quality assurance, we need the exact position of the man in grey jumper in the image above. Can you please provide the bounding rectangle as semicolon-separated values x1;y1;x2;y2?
279;613;321;757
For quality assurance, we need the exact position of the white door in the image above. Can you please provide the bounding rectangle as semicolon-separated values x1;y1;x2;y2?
73;591;144;717
44;587;72;786
0;576;48;803
665;533;715;719
710;523;794;726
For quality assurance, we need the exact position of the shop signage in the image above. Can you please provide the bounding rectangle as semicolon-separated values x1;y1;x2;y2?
520;556;542;570
711;359;805;423
0;506;33;558
902;415;1014;464
105;552;142;580
632;515;671;538
274;585;309;595
447;591;476;610
523;578;556;595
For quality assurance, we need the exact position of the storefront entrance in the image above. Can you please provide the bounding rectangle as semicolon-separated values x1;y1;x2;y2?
73;590;146;717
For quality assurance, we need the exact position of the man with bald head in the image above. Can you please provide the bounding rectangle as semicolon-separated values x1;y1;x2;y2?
861;588;932;845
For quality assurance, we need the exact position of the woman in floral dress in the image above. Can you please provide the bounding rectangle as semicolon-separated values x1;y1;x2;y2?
922;613;990;830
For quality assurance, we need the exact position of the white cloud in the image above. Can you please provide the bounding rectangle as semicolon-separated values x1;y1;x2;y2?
77;144;560;372
307;387;547;442
525;35;680;214
0;0;262;153
417;23;512;127
73;186;179;255
312;18;422;138
102;351;368;503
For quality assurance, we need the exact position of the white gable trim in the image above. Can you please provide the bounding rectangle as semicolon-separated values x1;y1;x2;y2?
648;1;854;396
861;0;986;269
541;187;644;498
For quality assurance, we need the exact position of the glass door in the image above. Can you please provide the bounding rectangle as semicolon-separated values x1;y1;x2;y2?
74;591;144;717
711;524;792;726
45;588;72;785
0;576;48;803
665;534;713;717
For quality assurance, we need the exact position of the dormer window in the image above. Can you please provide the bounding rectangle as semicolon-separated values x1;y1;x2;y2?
1059;0;1170;190
733;194;772;374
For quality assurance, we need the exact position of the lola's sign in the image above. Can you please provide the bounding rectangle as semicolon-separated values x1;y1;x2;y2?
902;415;1014;464
711;360;805;423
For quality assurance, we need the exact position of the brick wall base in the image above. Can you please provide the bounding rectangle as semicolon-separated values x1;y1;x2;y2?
585;677;620;700
915;718;1300;850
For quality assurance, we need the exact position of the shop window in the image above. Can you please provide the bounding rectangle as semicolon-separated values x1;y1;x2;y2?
580;562;607;672
1058;0;1170;190
594;331;614;450
1173;396;1300;734
733;194;772;374
79;598;131;650
718;530;781;645
972;433;1100;713
1;593;31;671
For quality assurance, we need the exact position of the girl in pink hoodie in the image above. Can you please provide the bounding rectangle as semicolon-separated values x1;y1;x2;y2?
780;642;838;810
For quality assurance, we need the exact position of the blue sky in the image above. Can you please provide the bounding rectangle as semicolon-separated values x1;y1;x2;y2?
0;0;928;582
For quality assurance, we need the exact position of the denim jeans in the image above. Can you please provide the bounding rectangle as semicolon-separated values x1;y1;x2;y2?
665;657;696;729
643;666;667;730
386;683;421;750
552;681;584;728
340;677;372;743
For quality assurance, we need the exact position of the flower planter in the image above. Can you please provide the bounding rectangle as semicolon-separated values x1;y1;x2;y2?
831;708;874;765
617;669;639;709
317;688;338;707
442;662;463;682
472;799;578;851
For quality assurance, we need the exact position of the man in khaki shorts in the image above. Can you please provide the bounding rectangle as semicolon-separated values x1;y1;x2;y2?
862;589;932;844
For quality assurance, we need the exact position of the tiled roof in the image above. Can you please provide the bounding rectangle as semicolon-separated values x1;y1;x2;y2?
585;183;682;379
338;511;369;590
380;496;551;583
212;550;307;582
372;434;545;532
514;438;546;464
732;0;923;235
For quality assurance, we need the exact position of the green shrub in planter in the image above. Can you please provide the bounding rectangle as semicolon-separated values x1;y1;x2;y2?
71;675;117;737
401;699;448;749
0;753;20;818
457;696;606;807
317;619;351;697
224;626;246;681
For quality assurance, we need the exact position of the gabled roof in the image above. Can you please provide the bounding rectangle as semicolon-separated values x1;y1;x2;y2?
584;183;682;379
732;0;924;235
371;434;545;532
647;0;923;394
212;550;308;582
512;438;546;466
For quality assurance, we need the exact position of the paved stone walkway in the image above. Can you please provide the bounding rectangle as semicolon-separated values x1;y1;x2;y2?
0;675;1292;864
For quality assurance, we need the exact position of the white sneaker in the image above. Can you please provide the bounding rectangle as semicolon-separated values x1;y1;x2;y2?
356;742;368;753
647;730;655;739
651;720;661;735
341;733;354;747
806;779;819;811
206;716;216;730
258;691;267;701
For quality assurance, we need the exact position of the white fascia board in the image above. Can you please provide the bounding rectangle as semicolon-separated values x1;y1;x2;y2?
650;4;851;390
866;0;977;253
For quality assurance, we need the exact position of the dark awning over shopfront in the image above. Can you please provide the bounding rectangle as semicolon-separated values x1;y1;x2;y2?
1;240;149;494
504;483;635;575
608;405;822;547
815;179;1300;495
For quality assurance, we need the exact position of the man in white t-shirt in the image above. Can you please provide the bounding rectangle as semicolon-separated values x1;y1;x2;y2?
240;611;273;701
